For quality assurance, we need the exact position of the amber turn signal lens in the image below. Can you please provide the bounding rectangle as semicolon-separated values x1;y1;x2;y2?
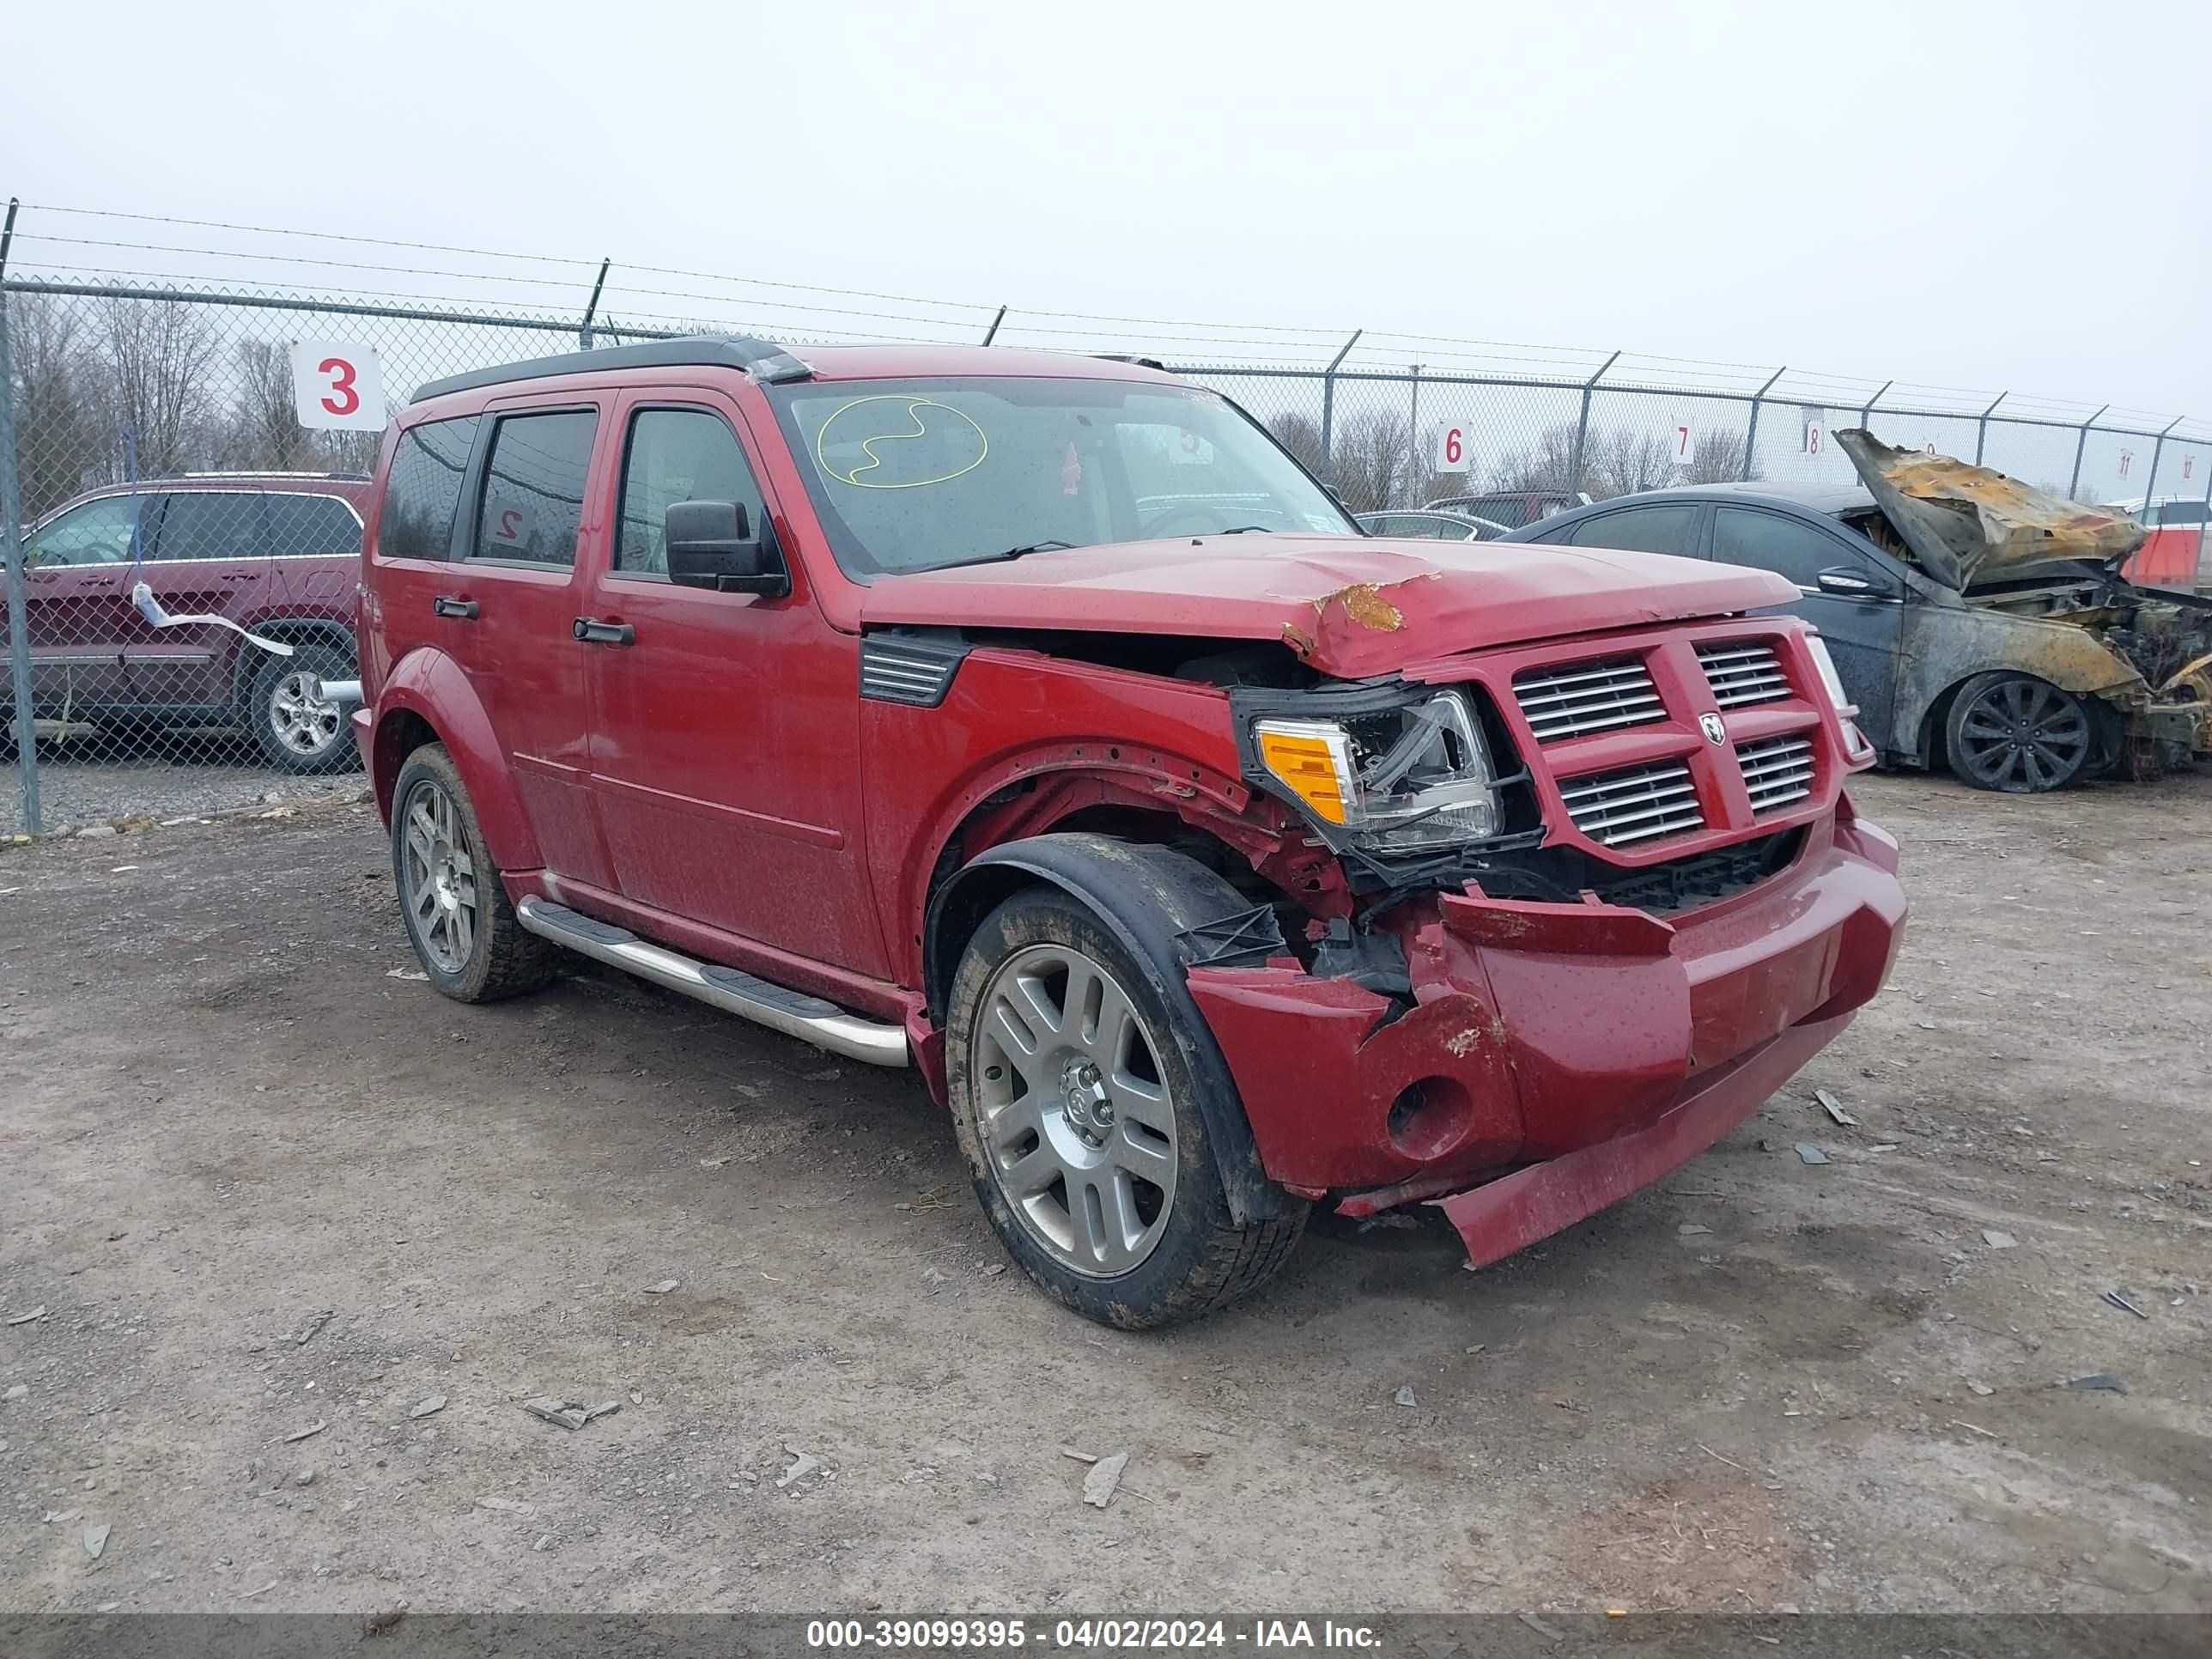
1255;722;1352;824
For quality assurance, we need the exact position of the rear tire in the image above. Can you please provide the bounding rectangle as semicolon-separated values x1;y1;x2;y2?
1944;672;2093;793
946;884;1304;1329
390;743;555;1002
249;641;359;775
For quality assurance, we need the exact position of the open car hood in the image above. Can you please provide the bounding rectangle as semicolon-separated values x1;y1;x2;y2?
1837;428;2146;590
860;535;1796;678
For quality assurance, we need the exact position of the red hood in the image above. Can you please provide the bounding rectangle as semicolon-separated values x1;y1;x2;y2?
860;536;1798;677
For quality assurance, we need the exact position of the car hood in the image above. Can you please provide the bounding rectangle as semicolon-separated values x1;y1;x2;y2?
860;535;1797;678
1837;428;2147;590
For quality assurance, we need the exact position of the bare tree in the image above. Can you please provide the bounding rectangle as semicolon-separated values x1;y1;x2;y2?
95;296;217;477
1328;409;1419;514
1486;422;1579;494
7;294;102;518
1682;428;1752;486
1267;411;1324;476
1584;428;1680;500
220;338;319;472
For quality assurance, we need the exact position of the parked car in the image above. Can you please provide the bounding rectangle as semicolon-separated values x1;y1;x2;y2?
1355;508;1510;541
1423;489;1589;528
3;472;368;772
1500;432;2212;792
356;337;1905;1327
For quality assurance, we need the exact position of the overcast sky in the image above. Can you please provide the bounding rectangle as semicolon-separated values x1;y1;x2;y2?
4;0;2207;420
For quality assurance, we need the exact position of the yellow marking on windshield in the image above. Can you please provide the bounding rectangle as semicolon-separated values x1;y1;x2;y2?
816;395;988;489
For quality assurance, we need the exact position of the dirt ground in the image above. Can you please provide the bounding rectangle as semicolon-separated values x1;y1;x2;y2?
0;769;2205;1616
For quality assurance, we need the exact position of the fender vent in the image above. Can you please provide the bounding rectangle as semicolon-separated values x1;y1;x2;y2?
859;631;968;708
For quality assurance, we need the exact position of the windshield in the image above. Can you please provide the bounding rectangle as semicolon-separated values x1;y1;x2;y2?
765;376;1355;579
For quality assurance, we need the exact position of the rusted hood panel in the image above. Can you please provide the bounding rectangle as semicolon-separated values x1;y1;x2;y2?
861;536;1796;678
1837;428;2146;590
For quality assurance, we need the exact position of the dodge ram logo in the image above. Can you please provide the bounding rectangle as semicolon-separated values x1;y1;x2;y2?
1699;713;1726;744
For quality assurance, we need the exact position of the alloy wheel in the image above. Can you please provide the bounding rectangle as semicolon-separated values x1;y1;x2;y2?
269;670;343;758
971;943;1180;1278
399;777;478;974
1955;678;2090;792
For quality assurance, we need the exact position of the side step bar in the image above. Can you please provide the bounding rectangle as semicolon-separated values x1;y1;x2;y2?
514;897;908;1068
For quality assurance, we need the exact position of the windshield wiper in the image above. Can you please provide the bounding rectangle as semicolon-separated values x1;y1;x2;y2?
1217;526;1275;535
981;539;1074;562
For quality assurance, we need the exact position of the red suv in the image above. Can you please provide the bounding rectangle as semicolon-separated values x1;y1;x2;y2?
356;337;1907;1328
5;473;367;772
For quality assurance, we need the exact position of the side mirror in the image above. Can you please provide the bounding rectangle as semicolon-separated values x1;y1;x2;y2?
665;500;787;597
1816;566;1887;598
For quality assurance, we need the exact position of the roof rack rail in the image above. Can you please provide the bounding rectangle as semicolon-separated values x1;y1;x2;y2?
410;335;811;404
1093;353;1168;372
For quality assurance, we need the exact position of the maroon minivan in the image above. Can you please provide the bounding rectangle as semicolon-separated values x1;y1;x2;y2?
3;472;367;772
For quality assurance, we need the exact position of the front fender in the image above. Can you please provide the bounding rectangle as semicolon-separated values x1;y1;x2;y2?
372;647;541;872
1898;604;2147;757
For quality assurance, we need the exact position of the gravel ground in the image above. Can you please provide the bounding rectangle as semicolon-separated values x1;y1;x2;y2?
0;769;2205;1618
2;728;363;837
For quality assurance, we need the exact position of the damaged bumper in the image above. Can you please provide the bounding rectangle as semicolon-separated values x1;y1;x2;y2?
1186;803;1907;1267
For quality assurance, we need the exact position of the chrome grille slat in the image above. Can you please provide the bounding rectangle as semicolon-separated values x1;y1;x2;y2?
1698;641;1790;708
1512;656;1666;741
1736;735;1815;813
1559;760;1705;848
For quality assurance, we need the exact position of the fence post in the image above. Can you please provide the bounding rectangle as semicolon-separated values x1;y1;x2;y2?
1567;350;1620;497
0;201;40;836
2069;405;2109;501
1974;392;2007;465
1858;380;1893;433
1743;364;1785;482
2140;416;2182;513
577;257;610;350
1317;329;1361;477
1405;363;1421;507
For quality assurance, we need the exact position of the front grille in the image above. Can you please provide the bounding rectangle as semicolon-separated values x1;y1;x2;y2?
1559;760;1705;847
1511;657;1663;741
1737;735;1815;812
1588;829;1802;914
1698;641;1790;708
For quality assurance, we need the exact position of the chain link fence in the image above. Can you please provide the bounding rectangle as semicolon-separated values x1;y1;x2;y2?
7;256;2210;837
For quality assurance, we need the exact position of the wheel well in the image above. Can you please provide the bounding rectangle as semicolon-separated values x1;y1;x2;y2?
372;708;440;817
228;620;357;708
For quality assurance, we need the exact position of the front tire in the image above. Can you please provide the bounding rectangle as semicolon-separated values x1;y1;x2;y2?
249;641;359;775
947;885;1304;1328
390;744;555;1002
1944;672;2093;793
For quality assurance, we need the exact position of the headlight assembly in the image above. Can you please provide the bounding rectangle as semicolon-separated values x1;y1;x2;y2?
1254;690;1502;852
1804;635;1856;715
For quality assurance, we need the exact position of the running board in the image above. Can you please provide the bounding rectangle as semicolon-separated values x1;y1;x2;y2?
514;897;908;1068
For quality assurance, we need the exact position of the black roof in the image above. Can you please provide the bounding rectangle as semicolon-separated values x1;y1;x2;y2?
1664;480;1877;514
410;335;811;404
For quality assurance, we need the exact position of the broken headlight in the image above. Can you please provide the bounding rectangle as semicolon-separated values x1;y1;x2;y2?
1804;635;1854;714
1255;690;1502;851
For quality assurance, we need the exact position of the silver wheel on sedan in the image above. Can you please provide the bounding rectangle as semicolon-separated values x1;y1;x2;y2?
399;777;478;975
972;943;1179;1278
268;669;343;758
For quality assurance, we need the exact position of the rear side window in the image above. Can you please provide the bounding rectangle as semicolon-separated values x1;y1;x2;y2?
151;492;264;562
1475;497;1534;528
266;494;363;556
616;408;767;576
474;410;598;567
380;416;480;562
1569;504;1698;556
1712;507;1856;587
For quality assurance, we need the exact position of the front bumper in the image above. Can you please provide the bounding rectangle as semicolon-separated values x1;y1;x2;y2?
1185;805;1907;1265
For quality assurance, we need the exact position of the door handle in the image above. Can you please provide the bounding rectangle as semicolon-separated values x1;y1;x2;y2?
572;617;635;647
433;595;479;619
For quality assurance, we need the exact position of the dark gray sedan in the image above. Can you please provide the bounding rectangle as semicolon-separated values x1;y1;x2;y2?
1498;461;2212;792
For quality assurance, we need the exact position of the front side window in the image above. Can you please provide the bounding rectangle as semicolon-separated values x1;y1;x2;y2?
151;492;264;562
616;409;767;576
380;416;480;562
25;496;143;567
473;410;598;567
766;377;1354;580
1570;504;1699;556
1712;507;1859;588
1474;497;1534;528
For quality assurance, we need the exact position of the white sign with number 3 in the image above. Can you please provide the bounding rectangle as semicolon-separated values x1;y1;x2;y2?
290;342;387;432
1436;422;1472;473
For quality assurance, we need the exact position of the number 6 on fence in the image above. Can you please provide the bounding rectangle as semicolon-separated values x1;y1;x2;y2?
1435;422;1471;473
289;342;387;432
